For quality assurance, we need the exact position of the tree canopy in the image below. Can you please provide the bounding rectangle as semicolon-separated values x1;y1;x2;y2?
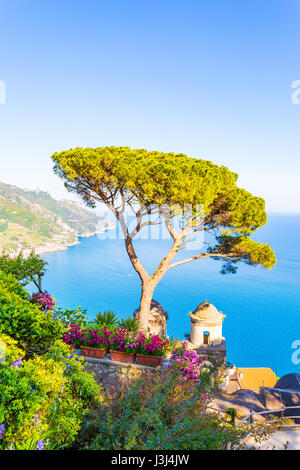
52;146;275;267
0;251;47;292
52;146;276;330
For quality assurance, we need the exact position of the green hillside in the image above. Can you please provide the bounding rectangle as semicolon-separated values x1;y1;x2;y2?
0;181;109;256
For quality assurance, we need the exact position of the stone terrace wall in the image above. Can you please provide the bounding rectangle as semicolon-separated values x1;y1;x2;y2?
82;355;164;392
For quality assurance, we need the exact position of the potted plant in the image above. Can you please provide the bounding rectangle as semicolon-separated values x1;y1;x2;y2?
136;334;169;367
109;328;137;363
80;327;111;359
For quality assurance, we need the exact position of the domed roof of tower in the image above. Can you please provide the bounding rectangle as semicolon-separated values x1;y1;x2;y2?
190;301;224;323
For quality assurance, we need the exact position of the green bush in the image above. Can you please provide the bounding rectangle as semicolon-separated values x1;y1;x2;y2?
54;306;89;328
0;269;29;300
80;366;285;451
0;270;103;450
0;334;102;450
79;368;211;450
0;252;47;292
0;270;63;355
43;340;101;408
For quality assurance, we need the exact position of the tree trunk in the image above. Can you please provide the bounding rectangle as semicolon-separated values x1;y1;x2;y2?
137;281;156;333
38;274;42;293
31;275;43;294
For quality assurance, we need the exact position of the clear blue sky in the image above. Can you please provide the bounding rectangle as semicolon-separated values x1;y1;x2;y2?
0;0;299;212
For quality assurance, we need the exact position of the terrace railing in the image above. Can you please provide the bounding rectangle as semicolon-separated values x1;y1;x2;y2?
207;405;300;427
236;405;300;428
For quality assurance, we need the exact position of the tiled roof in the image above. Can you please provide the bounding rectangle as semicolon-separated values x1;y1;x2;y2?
237;367;277;391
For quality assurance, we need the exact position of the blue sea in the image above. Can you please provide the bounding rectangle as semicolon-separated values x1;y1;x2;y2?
38;214;300;377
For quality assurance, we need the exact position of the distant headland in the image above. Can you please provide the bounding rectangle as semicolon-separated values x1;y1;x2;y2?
0;180;113;257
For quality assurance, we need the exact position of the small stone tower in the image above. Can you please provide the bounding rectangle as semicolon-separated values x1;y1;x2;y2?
133;300;168;337
190;301;225;347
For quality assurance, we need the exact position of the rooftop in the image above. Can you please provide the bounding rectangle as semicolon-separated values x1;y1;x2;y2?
190;301;224;324
237;367;277;392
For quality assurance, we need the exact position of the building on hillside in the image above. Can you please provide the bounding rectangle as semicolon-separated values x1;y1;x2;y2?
225;366;277;393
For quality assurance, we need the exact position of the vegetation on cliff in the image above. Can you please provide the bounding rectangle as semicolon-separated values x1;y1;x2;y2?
0;181;109;255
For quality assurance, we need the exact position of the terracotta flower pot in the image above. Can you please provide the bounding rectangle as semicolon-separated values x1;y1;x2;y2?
136;353;163;367
80;346;106;359
110;350;135;364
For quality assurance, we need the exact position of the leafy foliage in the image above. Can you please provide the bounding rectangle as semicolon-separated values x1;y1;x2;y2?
78;367;283;450
226;408;238;425
52;146;273;247
0;251;47;292
0;274;63;355
168;342;205;383
118;316;139;332
0;268;30;300
54;306;89;328
96;310;118;329
0;270;102;450
0;336;102;450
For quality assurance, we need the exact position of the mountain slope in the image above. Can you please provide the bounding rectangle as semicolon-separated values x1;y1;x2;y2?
0;181;110;256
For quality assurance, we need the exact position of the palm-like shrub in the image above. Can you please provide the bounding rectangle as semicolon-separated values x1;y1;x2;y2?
96;311;118;329
118;316;139;332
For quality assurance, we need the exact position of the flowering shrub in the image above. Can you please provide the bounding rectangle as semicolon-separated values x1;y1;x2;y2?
0;277;63;355
63;325;112;350
30;290;56;313
137;333;169;357
63;325;169;358
79;368;227;450
169;342;203;383
0;334;102;450
0;269;30;300
80;327;112;350
77;362;287;451
63;324;83;349
0;270;102;450
109;328;141;355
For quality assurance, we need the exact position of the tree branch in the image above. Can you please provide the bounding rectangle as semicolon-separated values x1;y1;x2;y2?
169;252;237;269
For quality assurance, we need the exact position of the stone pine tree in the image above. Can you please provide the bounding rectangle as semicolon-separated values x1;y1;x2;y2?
52;147;276;332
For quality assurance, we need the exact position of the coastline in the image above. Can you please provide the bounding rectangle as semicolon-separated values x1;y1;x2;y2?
7;224;116;258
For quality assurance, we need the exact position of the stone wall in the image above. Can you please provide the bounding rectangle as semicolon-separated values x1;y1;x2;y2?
82;355;164;392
